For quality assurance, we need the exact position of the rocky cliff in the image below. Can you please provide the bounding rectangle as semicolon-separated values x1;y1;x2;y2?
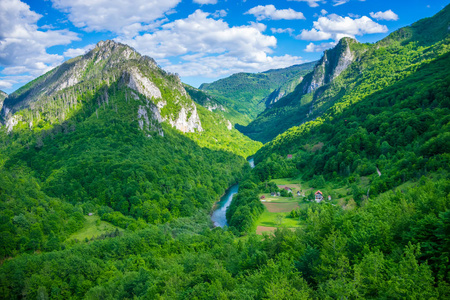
0;90;7;111
1;40;202;134
303;37;357;94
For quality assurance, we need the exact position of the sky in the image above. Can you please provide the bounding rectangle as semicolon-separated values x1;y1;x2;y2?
0;0;448;93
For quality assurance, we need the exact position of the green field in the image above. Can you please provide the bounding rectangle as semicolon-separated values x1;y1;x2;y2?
66;215;123;242
255;175;373;233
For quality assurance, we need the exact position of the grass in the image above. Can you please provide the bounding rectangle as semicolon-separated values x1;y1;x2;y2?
66;215;123;242
255;174;374;234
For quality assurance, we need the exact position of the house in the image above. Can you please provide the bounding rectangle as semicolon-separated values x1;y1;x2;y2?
287;154;293;159
328;195;332;201
276;192;281;196
315;191;324;203
297;191;301;196
88;213;93;216
260;195;265;200
271;192;276;196
284;186;292;193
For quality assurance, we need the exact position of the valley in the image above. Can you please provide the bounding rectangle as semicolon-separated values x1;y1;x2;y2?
0;3;449;299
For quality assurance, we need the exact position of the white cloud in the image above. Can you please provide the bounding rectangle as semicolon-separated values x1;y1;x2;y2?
212;9;227;18
348;13;361;18
63;44;95;58
298;28;332;41
0;0;79;82
333;0;350;6
288;0;324;8
271;28;295;35
118;10;304;78
193;0;217;4
246;5;305;21
298;14;388;41
0;75;35;90
164;54;304;78
0;80;13;90
370;10;399;21
305;41;337;52
51;0;181;35
118;10;277;59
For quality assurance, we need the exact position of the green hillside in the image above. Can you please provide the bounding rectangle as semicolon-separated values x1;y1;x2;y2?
199;62;316;122
240;5;450;143
0;6;449;300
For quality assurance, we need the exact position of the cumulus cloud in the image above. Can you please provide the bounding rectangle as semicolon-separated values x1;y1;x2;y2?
193;0;217;4
0;75;34;90
164;54;304;78
246;5;305;21
212;9;227;18
298;13;388;41
0;80;13;90
51;0;181;35
118;10;303;78
0;0;79;90
63;44;95;58
370;10;399;21
271;28;295;35
304;41;337;52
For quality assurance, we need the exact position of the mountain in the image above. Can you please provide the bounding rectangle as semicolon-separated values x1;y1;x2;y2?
0;90;6;111
239;5;450;143
0;40;260;157
184;84;245;126
199;62;316;123
0;39;262;260
1;40;202;135
1;7;450;300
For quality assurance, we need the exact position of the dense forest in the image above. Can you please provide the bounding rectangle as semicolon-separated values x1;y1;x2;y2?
239;5;450;143
0;5;449;300
200;62;315;122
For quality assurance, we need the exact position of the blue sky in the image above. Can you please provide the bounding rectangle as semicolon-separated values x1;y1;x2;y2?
0;0;448;93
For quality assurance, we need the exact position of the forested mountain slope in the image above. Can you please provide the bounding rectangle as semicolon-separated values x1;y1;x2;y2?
199;62;316;122
0;6;449;299
0;39;261;261
254;50;450;193
240;5;450;143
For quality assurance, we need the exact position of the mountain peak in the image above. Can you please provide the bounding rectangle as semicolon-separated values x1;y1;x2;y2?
96;39;120;49
303;37;358;94
1;40;203;134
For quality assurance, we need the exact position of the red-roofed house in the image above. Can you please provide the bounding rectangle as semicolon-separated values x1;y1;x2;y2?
315;190;323;203
287;154;293;159
260;195;265;200
284;187;292;193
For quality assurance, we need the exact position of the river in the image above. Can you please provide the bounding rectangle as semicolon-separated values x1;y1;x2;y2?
211;158;254;227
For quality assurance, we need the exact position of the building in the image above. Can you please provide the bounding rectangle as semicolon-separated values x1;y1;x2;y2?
287;154;293;159
284;186;292;193
260;195;265;200
297;191;301;196
315;191;324;203
328;195;332;201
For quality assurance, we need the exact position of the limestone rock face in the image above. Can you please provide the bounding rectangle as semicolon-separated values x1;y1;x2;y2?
127;67;162;100
168;105;203;133
304;37;357;94
1;40;202;134
0;90;7;112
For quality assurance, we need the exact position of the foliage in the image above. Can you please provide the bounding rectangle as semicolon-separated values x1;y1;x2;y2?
200;62;315;121
241;6;450;142
255;51;450;197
